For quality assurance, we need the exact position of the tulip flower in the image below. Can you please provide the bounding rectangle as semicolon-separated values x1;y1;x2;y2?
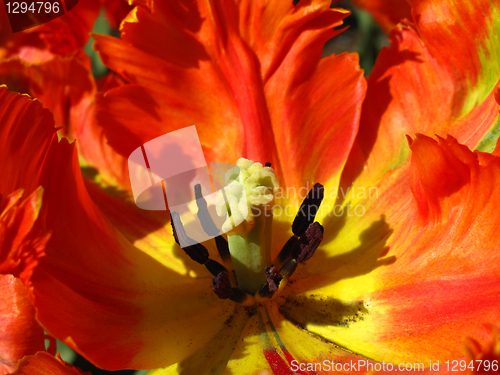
0;0;499;374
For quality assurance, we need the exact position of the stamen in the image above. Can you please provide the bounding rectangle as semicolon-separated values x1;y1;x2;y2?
213;274;257;305
214;235;231;262
279;258;298;280
194;184;236;279
274;235;299;269
170;212;209;264
194;184;220;236
256;260;297;302
292;183;325;236
213;235;237;285
204;259;227;276
275;258;298;294
212;271;232;299
265;162;272;167
255;266;283;301
293;0;300;5
292;222;324;263
265;266;283;293
171;211;229;277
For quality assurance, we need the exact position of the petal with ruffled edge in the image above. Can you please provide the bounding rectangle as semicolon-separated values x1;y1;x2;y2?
10;352;89;375
0;274;45;375
334;0;412;33
94;0;365;189
0;56;93;141
0;55;129;188
285;135;500;365
353;0;500;183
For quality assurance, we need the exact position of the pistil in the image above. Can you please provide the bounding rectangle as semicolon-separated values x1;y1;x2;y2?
216;159;279;294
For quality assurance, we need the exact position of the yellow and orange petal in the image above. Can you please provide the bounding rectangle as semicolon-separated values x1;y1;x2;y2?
149;302;374;375
308;0;500;361
288;135;500;365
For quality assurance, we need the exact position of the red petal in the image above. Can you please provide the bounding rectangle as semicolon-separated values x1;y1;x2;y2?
266;50;365;189
0;188;49;284
0;0;99;61
409;0;499;91
102;0;134;29
0;56;93;140
0;55;130;187
10;352;90;375
0;86;56;196
0;274;45;374
409;134;475;223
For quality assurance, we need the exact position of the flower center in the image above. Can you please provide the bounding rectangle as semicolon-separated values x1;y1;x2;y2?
215;159;279;293
170;158;325;306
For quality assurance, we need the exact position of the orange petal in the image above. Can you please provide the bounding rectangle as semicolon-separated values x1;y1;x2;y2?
10;352;89;375
95;0;366;189
266;50;365;191
354;0;500;182
409;0;500;93
0;274;45;374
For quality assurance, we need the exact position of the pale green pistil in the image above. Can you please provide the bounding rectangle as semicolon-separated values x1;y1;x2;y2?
216;159;279;294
